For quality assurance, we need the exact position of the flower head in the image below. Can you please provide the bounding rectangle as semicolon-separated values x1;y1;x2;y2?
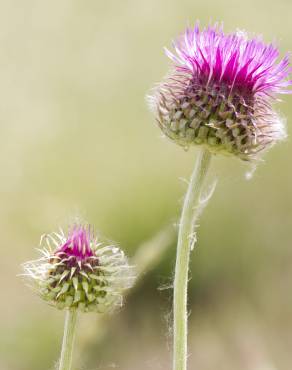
148;24;292;160
23;224;134;313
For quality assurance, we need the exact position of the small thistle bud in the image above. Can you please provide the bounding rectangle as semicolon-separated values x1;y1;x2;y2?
148;24;292;161
23;225;134;313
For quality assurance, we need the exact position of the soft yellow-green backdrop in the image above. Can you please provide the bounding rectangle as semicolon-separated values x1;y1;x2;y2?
1;1;292;369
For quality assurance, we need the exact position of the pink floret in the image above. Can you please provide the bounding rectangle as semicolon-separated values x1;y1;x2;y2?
56;225;94;260
165;24;292;96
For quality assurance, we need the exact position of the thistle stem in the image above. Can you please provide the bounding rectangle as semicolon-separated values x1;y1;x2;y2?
173;148;212;370
59;309;78;370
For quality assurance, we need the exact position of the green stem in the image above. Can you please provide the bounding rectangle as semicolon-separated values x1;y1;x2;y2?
58;309;78;370
173;148;212;370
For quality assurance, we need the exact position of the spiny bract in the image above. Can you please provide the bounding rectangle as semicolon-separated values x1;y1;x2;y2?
23;225;134;313
148;24;292;161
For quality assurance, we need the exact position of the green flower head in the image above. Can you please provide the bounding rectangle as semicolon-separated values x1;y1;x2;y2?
23;224;135;313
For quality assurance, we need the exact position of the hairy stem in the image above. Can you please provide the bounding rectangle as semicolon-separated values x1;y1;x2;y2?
173;148;212;370
58;309;78;370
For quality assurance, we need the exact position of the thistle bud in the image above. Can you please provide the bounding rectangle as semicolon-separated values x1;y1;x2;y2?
23;225;134;313
148;24;291;161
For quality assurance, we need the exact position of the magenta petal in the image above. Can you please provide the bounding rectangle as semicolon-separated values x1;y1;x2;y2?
168;24;292;96
56;225;94;260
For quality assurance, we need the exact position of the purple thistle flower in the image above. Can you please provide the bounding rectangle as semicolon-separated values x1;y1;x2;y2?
148;24;292;160
56;226;94;260
23;224;135;313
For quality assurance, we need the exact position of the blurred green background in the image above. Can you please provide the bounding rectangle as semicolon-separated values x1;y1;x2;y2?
1;1;292;369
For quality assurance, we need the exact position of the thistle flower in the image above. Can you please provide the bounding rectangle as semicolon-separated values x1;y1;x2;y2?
149;24;292;160
23;224;134;313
